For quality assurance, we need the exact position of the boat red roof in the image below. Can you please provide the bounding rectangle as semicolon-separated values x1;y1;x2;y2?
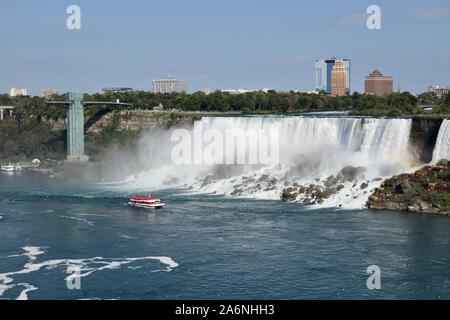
130;195;160;201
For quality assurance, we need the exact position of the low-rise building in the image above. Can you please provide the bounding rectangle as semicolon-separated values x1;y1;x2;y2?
102;87;133;93
10;87;27;97
0;106;14;120
153;103;164;112
219;88;274;95
200;88;212;95
41;89;59;98
427;85;450;98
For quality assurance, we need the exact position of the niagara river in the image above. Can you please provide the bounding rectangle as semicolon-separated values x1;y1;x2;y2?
1;172;450;299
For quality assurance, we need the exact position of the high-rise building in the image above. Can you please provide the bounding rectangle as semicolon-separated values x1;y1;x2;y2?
315;58;351;95
331;59;348;97
427;85;450;98
152;77;187;94
41;88;59;98
365;70;393;96
10;87;28;97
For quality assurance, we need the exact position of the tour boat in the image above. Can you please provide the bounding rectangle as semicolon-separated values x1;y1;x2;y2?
128;195;166;209
0;164;22;172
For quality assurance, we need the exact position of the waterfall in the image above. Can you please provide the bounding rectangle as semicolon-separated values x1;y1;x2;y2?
122;116;415;209
432;120;450;162
197;116;412;166
360;118;412;161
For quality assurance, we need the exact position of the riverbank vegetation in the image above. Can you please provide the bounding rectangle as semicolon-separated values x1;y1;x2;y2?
0;118;65;161
0;115;141;162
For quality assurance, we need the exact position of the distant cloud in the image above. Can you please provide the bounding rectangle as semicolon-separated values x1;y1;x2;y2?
339;13;366;26
412;8;450;21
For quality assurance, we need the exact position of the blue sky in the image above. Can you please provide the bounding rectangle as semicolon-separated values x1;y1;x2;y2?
0;0;449;95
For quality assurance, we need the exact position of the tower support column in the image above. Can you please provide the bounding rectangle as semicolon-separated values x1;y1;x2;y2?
66;92;89;163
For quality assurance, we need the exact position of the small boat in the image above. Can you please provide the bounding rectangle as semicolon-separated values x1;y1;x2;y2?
0;164;22;172
128;195;166;209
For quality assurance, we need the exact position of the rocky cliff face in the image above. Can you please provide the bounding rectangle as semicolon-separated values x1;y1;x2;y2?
367;160;450;216
41;111;198;134
410;117;443;163
86;111;197;133
41;117;66;131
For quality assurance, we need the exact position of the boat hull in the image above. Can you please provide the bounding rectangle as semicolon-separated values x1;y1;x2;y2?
128;202;165;209
1;165;22;172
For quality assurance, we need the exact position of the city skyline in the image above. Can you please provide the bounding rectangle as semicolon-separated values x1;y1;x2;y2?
1;0;450;95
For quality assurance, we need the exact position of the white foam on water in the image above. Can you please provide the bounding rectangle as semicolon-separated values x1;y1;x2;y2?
0;247;179;300
78;213;108;217
118;233;136;239
8;246;46;261
152;256;179;270
16;283;38;300
60;215;94;226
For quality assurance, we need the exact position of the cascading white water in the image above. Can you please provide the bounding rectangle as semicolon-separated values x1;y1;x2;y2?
432;120;450;162
197;116;412;171
121;116;415;209
360;118;412;160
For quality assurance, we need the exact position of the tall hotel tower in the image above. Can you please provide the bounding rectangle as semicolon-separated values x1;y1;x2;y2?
331;59;348;97
315;58;351;95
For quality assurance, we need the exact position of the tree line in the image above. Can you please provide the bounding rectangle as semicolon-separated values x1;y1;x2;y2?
2;90;450;119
